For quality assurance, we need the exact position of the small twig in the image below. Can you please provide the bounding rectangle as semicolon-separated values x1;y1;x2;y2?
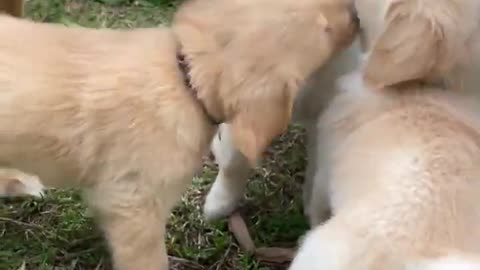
168;255;204;270
94;258;104;270
0;216;43;229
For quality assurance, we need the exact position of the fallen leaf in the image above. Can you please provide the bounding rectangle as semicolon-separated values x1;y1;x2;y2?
228;212;255;252
255;247;296;264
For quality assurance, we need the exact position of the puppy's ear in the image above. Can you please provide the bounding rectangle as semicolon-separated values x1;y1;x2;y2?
230;88;293;166
363;2;448;88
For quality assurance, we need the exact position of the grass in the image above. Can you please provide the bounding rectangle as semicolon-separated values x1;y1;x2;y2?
0;1;309;269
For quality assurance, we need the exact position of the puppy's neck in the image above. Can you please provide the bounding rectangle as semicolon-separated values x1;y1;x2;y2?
176;51;222;126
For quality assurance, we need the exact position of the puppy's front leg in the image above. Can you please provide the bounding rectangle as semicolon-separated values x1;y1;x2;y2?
204;124;251;220
0;0;24;17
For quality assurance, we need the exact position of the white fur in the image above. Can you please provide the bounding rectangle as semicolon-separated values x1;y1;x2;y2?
407;256;480;270
0;169;45;198
289;223;354;270
17;174;44;197
204;124;250;220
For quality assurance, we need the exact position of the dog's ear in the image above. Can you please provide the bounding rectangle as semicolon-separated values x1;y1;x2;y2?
363;1;450;88
230;87;293;166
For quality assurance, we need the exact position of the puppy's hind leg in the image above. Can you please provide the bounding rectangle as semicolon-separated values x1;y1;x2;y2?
87;173;170;270
204;123;251;220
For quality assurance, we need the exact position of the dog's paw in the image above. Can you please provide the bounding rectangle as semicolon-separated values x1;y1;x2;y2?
21;175;45;197
203;181;242;220
1;175;45;198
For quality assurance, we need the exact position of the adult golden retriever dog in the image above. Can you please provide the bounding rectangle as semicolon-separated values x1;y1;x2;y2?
0;0;358;269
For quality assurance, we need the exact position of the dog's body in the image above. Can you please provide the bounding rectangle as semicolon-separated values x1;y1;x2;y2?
204;39;361;220
0;0;357;268
291;69;480;270
291;0;480;268
0;18;212;269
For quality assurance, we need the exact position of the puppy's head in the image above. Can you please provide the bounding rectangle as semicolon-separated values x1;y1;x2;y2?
174;0;358;164
358;0;480;88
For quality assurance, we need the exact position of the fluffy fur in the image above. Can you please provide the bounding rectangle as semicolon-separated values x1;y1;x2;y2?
293;1;480;268
0;0;357;268
294;66;480;269
355;0;480;89
204;38;361;220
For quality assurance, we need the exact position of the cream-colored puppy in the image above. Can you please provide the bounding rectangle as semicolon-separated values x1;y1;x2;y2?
291;62;480;269
292;1;480;268
0;0;358;269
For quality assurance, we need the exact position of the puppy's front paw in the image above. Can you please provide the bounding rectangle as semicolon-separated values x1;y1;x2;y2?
203;179;242;220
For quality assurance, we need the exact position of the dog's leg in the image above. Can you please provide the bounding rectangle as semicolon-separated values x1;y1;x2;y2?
87;174;169;270
0;0;24;17
204;123;251;220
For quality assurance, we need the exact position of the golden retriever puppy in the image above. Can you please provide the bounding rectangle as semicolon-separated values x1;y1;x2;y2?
0;0;23;17
355;0;480;89
291;66;480;269
0;0;358;269
204;41;362;220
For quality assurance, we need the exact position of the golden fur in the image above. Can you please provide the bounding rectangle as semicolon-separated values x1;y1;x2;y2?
292;0;480;268
203;42;362;220
355;0;480;89
291;68;480;270
0;0;357;269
